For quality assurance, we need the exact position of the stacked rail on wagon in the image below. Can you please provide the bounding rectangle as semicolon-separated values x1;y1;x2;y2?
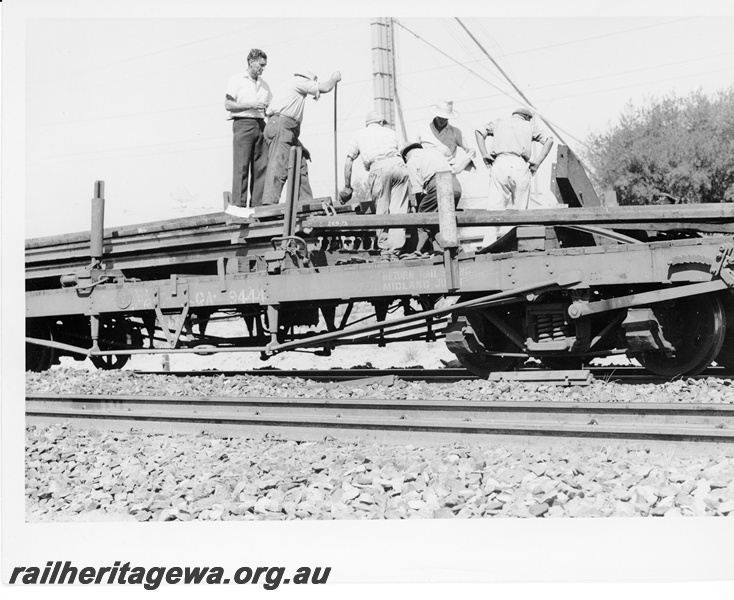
25;146;734;378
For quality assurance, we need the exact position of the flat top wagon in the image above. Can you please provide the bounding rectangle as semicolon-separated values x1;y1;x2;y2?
25;147;734;379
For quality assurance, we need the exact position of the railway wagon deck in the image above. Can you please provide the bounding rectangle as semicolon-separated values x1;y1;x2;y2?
25;148;734;378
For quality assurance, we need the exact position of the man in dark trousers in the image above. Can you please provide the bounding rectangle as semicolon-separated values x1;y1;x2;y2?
401;142;461;256
261;69;341;206
224;48;272;218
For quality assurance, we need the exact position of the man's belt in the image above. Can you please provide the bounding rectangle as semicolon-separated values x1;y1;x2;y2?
369;154;400;169
495;152;529;162
268;113;300;125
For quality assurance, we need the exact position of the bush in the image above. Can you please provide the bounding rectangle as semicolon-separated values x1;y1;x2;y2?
584;87;734;205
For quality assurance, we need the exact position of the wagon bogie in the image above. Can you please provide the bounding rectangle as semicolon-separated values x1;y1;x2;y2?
628;292;726;377
444;307;522;377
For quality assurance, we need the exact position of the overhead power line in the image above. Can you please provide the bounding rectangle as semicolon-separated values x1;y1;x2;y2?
28;19;365;93
454;17;571;148
395;18;588;150
393;20;516;104
499;17;694;60
26;21;280;88
541;64;734;105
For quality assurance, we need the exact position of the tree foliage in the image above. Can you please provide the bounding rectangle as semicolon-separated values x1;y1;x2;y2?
585;87;734;205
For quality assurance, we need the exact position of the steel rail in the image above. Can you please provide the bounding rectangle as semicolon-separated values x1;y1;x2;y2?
129;367;477;382
24;200;352;250
26;393;734;445
125;365;732;384
24;202;369;280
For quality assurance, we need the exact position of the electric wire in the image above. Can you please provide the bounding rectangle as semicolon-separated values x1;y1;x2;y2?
432;49;734;108
454;17;569;147
499;17;694;60
31;20;731;131
26;19;732;163
395;19;588;151
27;19;366;96
394;19;521;106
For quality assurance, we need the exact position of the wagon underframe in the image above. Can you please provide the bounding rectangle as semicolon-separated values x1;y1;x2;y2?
25;148;734;377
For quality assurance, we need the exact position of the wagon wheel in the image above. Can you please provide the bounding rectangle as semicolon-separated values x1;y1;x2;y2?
26;320;56;372
635;293;725;377
714;297;734;371
91;352;129;371
445;307;521;377
90;321;131;370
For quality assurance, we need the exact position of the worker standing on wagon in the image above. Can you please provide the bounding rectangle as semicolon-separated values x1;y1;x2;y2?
415;100;476;201
261;69;342;206
224;48;272;218
401;141;461;257
339;111;410;259
475;107;554;245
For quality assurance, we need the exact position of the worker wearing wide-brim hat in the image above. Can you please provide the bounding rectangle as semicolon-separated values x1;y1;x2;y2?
260;69;342;207
474;106;554;245
414;100;475;214
415;100;477;176
340;110;411;258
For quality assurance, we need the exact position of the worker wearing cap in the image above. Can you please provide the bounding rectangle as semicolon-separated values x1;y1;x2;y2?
401;142;461;256
224;48;272;218
261;69;342;206
340;111;410;257
475;107;553;210
475;107;553;245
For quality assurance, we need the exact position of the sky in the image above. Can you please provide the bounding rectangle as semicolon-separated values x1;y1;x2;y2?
15;4;734;238
5;1;734;594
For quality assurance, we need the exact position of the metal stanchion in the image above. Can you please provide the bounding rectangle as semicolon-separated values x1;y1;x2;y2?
436;170;460;292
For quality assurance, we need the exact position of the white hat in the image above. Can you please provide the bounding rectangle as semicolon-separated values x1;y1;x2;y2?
365;111;387;126
430;100;459;119
512;106;534;119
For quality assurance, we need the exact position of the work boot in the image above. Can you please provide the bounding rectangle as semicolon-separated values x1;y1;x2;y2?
379;251;400;262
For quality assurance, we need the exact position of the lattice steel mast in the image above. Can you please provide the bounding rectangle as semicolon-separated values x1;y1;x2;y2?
371;18;407;144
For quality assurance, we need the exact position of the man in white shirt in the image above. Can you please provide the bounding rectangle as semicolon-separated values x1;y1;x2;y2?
340;111;410;257
402;142;461;255
224;49;272;218
261;69;341;206
475;106;554;245
415;100;475;201
475;106;553;211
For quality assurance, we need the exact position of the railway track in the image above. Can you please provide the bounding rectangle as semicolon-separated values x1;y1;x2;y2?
131;367;477;383
26;392;734;446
